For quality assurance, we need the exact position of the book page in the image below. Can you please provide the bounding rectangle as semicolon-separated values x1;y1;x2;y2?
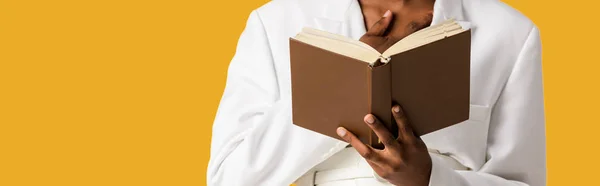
294;28;381;64
292;19;467;65
382;20;466;57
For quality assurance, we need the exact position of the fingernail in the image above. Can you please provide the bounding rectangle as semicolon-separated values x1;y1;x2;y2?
383;10;391;18
366;115;375;124
336;127;347;137
393;106;400;113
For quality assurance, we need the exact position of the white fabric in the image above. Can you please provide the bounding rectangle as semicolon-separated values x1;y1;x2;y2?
206;0;546;185
295;147;470;186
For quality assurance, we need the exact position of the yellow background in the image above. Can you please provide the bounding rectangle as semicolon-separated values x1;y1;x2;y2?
0;0;596;185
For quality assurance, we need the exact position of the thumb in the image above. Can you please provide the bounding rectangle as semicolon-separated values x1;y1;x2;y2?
366;10;393;36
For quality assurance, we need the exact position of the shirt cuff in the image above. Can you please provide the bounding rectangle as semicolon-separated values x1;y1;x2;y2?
428;155;465;186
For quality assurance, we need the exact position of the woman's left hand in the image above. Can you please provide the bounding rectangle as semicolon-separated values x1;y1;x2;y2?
336;105;432;186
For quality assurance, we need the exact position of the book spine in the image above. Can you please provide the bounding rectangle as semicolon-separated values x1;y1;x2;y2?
367;63;394;149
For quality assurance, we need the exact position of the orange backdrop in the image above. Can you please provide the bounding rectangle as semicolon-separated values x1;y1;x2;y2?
0;0;597;185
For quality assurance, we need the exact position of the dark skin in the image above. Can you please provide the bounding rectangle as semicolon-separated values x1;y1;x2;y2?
359;0;434;53
336;1;435;185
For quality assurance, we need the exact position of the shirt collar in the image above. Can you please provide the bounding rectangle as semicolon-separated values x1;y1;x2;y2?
432;0;466;25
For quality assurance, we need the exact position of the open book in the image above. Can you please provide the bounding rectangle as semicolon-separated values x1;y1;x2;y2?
290;20;471;148
294;19;467;65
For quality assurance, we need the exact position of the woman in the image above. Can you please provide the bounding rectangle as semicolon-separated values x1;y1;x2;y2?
207;0;545;185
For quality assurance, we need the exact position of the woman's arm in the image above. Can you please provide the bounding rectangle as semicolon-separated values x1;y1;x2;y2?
206;10;343;186
428;26;545;186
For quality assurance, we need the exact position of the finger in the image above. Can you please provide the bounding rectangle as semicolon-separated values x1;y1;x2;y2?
364;114;399;148
337;127;383;162
366;160;385;172
366;10;393;36
392;105;417;144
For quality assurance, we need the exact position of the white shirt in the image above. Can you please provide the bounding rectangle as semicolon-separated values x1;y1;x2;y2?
207;0;546;185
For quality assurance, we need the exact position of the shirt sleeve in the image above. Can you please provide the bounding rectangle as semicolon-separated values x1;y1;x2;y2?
429;26;546;186
206;10;344;186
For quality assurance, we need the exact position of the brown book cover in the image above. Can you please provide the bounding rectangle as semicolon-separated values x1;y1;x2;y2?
290;30;471;148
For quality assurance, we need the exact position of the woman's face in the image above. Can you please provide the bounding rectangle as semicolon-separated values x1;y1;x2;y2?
360;0;435;40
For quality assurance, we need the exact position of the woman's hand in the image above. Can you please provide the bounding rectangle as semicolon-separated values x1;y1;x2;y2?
336;105;432;186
